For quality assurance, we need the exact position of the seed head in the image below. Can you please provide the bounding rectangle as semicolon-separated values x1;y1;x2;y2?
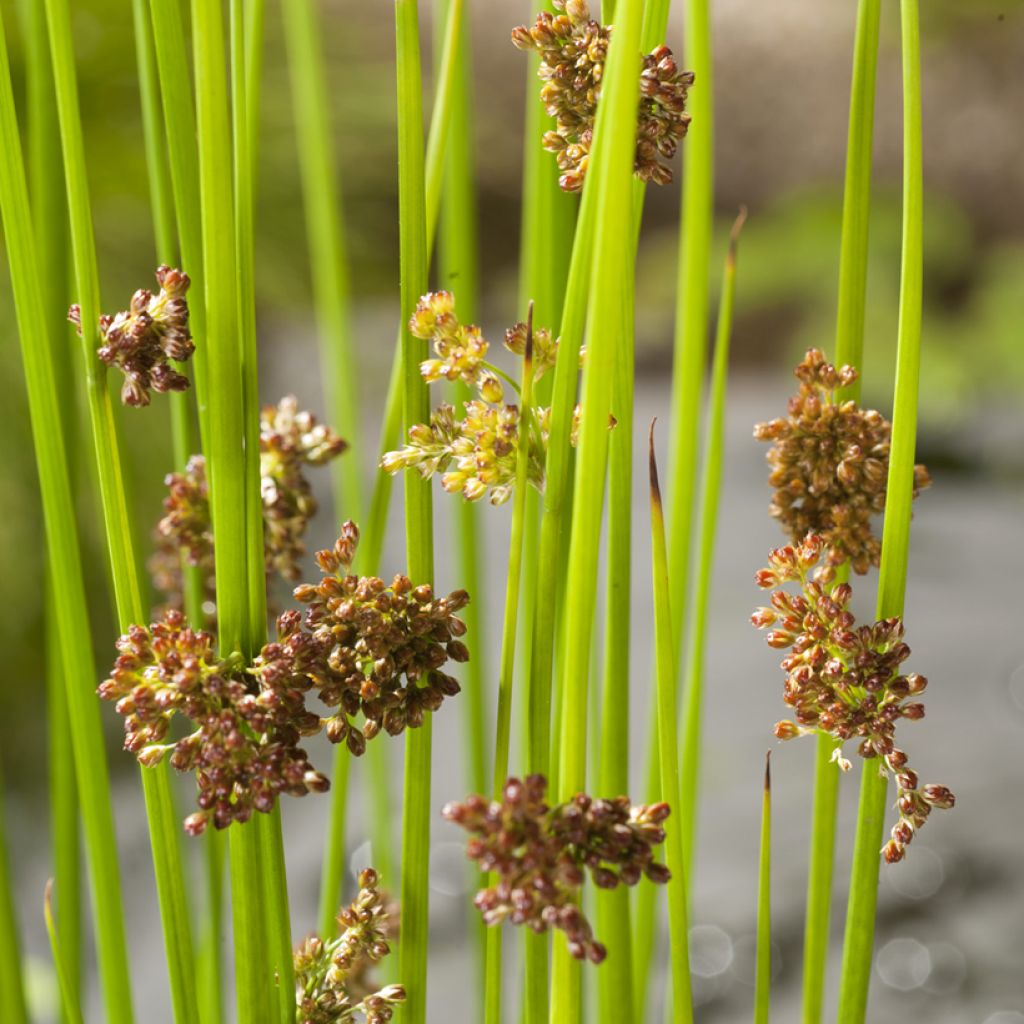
71;265;194;406
754;349;931;573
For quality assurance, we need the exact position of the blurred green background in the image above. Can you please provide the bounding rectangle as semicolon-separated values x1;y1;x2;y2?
1;0;1021;770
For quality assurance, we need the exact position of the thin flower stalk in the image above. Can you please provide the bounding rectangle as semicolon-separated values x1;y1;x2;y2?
678;210;746;877
44;882;83;1024
0;757;27;1024
482;319;537;1024
21;0;83;1007
0;13;134;1016
635;0;713;1010
551;1;644;1018
755;755;772;1024
648;426;694;1024
394;3;434;1022
804;4;881;1013
838;2;925;1018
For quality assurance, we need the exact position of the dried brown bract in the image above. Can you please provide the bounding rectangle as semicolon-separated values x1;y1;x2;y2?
98;609;328;835
754;349;931;574
294;868;405;1024
443;774;670;963
70;265;194;406
752;534;954;862
512;0;693;191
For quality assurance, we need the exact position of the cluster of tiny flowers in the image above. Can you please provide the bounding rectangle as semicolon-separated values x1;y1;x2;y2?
382;292;585;505
443;774;670;963
97;609;328;835
511;0;694;191
69;265;194;406
261;395;349;580
291;521;470;753
752;534;955;862
293;868;405;1024
754;349;931;574
151;397;346;611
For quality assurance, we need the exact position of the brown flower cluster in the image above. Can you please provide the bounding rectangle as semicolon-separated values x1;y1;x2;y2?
752;534;954;862
511;0;694;192
69;265;194;406
98;608;328;835
294;868;405;1024
291;521;469;753
443;774;670;963
754;349;931;574
382;292;588;505
151;396;346;613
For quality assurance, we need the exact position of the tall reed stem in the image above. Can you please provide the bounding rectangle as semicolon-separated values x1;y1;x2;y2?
837;2;922;1019
648;427;694;1024
550;3;644;1019
755;754;772;1024
802;6;881;1018
394;3;433;1021
44;881;83;1024
0;756;27;1024
0;12;134;1018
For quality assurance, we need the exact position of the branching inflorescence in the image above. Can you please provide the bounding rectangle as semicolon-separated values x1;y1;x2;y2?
754;349;931;575
752;535;954;863
382;291;589;505
150;396;347;613
101;522;470;832
443;774;670;963
512;0;694;191
294;869;405;1024
69;265;195;406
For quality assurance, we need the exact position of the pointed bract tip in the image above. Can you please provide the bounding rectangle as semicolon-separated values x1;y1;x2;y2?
764;750;772;791
648;418;662;507
525;301;535;366
728;206;748;266
44;878;55;919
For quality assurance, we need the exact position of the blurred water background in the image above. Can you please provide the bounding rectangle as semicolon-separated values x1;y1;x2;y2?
1;0;1022;1020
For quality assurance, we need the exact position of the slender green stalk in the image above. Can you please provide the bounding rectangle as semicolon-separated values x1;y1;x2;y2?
394;3;433;1022
678;207;745;884
44;882;84;1024
192;1;273;1020
647;426;694;1024
44;0;205;1018
550;4;644;1019
482;323;537;1024
838;2;923;1019
802;7;881;1018
19;0;82;1011
0;757;27;1024
149;0;209;445
434;0;489;1005
0;13;134;1018
755;754;772;1024
635;1;714;1009
594;204;637;1024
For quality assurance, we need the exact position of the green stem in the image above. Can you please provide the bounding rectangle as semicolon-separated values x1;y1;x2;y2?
755;755;772;1024
0;756;27;1024
0;13;134;1018
802;7;881;1018
44;882;84;1024
678;209;745;878
837;2;922;1020
648;428;694;1024
394;3;433;1022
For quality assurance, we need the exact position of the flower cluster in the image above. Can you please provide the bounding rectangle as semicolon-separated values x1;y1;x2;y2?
69;265;194;406
292;521;469;752
97;609;328;835
382;292;590;505
511;0;694;192
294;868;405;1024
754;349;931;574
752;534;954;862
261;395;349;580
443;774;670;963
151;397;347;613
